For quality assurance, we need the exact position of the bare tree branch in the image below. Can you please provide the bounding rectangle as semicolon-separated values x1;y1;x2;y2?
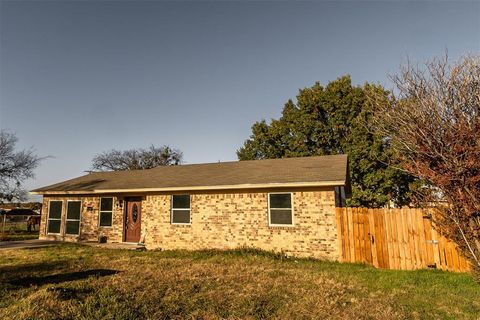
371;54;480;280
0;131;43;203
91;145;183;171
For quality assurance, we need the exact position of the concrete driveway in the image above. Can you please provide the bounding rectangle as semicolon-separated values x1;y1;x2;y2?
0;239;62;250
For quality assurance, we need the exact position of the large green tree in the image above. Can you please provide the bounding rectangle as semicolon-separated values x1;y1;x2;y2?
237;76;414;207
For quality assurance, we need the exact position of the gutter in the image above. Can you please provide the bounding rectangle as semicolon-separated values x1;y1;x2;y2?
30;180;346;195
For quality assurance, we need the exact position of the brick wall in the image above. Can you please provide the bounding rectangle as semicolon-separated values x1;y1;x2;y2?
143;189;338;260
39;188;339;260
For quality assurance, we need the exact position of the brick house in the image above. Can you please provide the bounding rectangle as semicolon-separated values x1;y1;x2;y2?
31;155;350;260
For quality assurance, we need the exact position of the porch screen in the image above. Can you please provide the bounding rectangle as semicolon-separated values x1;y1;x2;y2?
47;201;62;234
65;201;81;235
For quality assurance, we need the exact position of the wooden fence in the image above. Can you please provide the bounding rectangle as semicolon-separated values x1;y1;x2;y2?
336;207;471;272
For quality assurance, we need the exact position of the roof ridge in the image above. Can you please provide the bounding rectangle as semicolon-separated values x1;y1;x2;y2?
149;154;347;170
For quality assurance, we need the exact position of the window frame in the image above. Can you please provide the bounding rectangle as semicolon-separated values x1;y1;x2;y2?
171;194;191;225
46;200;63;235
65;200;82;236
99;197;114;228
268;192;294;227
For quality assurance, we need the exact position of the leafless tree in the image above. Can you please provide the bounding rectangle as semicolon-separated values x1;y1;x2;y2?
91;145;183;171
371;54;480;279
0;131;43;203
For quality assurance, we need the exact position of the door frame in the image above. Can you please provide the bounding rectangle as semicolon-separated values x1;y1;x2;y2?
123;197;143;243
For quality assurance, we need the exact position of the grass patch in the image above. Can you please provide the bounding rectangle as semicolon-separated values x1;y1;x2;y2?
0;244;478;319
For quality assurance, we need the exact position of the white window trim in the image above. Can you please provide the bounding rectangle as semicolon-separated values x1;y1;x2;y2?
65;200;82;236
268;192;294;227
171;195;191;225
99;197;114;228
46;200;63;235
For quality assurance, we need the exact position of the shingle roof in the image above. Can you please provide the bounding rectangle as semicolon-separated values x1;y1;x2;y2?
31;155;349;194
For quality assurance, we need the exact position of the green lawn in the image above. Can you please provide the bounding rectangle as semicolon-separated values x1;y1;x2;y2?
0;244;478;319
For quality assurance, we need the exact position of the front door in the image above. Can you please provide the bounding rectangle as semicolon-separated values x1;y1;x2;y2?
125;200;141;242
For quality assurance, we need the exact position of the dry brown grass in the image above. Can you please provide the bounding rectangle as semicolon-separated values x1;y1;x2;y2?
0;221;39;241
0;244;478;319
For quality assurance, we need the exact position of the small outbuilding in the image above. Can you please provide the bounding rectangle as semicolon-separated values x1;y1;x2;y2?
31;155;350;260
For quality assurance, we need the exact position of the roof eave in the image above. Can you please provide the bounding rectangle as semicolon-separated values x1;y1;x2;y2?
30;180;347;195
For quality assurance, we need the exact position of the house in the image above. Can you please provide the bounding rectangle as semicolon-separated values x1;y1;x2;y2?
31;155;350;260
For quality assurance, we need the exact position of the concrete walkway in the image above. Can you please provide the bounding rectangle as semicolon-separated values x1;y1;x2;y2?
0;239;146;251
0;239;62;250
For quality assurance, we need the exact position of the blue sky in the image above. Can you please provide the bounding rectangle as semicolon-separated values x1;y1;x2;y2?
0;0;479;196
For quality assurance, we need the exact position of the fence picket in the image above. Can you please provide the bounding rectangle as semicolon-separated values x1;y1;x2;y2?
416;209;427;268
347;208;355;262
379;210;390;268
367;209;377;267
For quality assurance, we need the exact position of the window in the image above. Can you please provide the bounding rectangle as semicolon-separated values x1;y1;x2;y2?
65;201;81;235
47;200;63;234
171;195;191;224
268;193;293;226
99;197;113;227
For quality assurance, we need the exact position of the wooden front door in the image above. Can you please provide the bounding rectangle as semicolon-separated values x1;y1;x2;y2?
125;200;141;242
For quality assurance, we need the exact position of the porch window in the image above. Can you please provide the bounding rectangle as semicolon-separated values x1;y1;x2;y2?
268;193;294;226
47;200;63;234
171;195;191;224
99;197;113;227
65;201;81;235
